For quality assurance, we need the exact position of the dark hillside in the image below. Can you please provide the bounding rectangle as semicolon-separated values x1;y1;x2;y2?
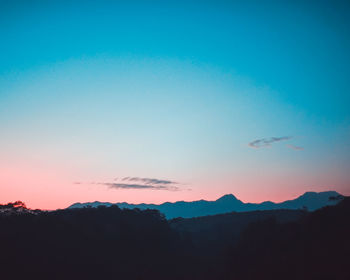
0;205;185;280
0;197;348;280
225;197;350;280
170;209;305;251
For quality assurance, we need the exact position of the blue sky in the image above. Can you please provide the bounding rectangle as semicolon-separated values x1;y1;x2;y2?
0;0;349;208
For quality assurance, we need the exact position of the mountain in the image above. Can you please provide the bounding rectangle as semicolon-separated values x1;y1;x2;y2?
1;197;349;280
68;191;343;219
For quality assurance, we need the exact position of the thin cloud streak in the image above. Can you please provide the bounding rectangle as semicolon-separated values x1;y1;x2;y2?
120;177;177;185
248;136;292;149
75;176;182;191
100;183;179;191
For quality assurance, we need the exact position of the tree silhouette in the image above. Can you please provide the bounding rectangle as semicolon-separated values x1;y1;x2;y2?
0;198;348;280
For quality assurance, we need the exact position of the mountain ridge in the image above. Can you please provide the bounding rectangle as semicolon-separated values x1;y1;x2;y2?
69;191;343;219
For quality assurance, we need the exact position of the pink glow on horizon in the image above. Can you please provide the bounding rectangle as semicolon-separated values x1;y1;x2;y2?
1;160;349;210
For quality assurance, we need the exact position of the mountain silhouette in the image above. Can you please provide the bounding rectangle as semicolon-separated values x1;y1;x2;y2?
1;196;349;279
69;191;342;218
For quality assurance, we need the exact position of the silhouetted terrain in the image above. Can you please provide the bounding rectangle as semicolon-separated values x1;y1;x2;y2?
0;196;348;280
69;191;342;218
170;209;305;252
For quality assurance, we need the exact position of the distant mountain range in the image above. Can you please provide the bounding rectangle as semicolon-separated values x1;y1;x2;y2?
68;191;343;219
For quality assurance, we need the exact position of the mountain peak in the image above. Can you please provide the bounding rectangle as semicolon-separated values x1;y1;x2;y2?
216;194;238;202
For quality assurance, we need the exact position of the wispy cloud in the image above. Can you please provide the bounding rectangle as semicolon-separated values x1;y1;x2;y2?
76;177;182;191
120;177;177;185
286;144;304;151
248;136;292;148
100;183;179;191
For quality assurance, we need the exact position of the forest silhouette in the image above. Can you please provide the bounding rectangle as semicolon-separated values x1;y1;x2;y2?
0;197;349;280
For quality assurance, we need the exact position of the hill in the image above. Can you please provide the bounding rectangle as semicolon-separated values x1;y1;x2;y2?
0;196;349;279
69;191;343;218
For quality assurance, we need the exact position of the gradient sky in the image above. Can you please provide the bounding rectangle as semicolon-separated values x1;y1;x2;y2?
1;0;349;209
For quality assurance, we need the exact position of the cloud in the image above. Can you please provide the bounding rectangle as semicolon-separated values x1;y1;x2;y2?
120;177;176;185
76;176;185;191
286;144;304;151
82;176;183;191
248;136;292;149
98;183;179;191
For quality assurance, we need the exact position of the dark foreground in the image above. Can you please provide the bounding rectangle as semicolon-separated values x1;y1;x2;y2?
0;197;349;280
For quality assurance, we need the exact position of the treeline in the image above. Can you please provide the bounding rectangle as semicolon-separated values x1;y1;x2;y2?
0;198;349;280
226;197;350;280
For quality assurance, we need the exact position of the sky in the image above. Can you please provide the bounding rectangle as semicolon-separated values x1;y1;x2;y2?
0;0;349;209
